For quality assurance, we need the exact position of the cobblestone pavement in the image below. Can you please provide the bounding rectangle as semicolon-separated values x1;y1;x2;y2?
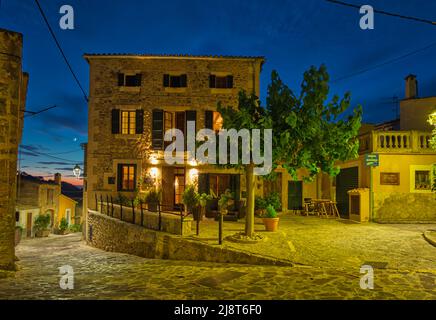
0;233;435;300
192;216;436;273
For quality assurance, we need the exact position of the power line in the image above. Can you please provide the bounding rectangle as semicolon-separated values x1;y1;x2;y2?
326;0;436;26
19;147;83;164
34;0;89;103
332;40;436;83
23;105;57;118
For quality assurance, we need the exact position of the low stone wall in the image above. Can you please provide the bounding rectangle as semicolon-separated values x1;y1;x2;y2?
87;210;292;266
374;193;436;223
97;202;192;235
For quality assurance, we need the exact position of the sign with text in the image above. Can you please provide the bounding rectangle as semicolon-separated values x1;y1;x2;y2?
365;153;379;167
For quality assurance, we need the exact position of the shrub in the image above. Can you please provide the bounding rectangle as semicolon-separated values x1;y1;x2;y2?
255;196;267;210
182;185;199;213
146;189;161;204
218;189;233;211
68;224;82;233
265;205;278;218
265;192;281;211
59;218;69;232
34;214;51;233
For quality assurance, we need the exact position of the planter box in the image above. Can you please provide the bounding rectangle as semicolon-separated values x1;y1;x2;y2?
35;230;50;238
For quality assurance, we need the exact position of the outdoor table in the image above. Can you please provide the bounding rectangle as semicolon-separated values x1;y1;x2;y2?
312;199;340;218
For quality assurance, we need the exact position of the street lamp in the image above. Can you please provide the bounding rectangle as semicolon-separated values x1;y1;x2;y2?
73;164;82;179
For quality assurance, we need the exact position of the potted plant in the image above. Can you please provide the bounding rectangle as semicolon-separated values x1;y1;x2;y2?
197;193;212;221
34;214;51;238
146;189;161;212
182;185;199;216
218;189;233;215
263;205;280;232
58;218;69;235
15;225;23;246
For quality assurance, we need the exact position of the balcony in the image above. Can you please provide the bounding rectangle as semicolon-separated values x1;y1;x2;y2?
358;131;434;154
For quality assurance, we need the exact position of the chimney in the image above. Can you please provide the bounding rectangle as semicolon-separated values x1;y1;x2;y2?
54;173;61;186
405;74;418;99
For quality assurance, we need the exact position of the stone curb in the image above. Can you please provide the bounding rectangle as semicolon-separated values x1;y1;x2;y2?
423;230;436;247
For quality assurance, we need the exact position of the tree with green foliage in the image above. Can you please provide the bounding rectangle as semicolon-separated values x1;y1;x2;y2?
217;65;362;237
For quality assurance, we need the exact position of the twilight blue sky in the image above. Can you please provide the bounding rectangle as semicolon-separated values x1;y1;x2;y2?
1;0;436;184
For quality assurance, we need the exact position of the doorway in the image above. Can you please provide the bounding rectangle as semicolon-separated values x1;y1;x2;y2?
336;167;359;218
288;181;303;211
174;168;185;209
26;212;32;237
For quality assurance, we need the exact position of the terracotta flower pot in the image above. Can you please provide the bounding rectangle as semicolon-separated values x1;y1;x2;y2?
263;218;280;232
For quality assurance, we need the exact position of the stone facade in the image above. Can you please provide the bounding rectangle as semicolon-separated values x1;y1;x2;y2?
83;54;265;237
87;210;291;266
0;29;28;270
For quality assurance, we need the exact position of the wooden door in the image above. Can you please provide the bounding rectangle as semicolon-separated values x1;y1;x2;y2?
26;212;32;237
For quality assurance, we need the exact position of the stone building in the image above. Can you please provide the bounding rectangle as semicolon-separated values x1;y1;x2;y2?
83;54;263;213
16;173;62;237
0;29;28;270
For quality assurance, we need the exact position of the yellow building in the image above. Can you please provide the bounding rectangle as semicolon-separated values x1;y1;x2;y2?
323;75;436;222
58;194;78;226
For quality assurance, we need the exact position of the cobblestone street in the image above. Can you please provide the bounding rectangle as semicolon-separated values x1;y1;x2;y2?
0;230;435;300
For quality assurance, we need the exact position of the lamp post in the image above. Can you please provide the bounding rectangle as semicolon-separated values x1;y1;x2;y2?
73;164;82;179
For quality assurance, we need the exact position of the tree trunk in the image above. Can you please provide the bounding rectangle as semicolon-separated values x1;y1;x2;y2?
245;163;255;237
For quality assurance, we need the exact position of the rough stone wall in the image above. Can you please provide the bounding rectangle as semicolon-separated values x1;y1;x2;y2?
0;29;27;270
87;210;291;266
85;56;263;208
374;192;436;223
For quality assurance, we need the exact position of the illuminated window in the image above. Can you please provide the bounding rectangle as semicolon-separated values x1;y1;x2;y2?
174;168;185;205
213;111;223;132
415;170;431;191
118;164;136;191
121;111;136;135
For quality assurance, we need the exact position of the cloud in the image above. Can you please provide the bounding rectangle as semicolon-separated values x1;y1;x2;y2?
54;167;75;171
21;151;39;157
38;161;74;166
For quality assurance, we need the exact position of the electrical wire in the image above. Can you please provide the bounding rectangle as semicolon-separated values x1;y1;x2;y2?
34;0;89;103
326;0;436;26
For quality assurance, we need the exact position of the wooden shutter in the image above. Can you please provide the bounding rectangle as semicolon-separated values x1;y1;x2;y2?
186;110;196;133
135;73;142;86
226;75;234;88
209;75;216;88
135;109;144;134
117;164;123;191
152;110;164;149
163;74;170;87
198;174;210;195
117;73;124;86
180;74;187;87
111;109;120;134
205;110;213;129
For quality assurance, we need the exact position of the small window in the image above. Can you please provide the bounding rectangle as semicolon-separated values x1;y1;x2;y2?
108;177;115;185
163;74;187;88
210;75;233;89
118;164;136;191
118;73;142;87
415;170;431;191
121;111;136;135
15;212;19;222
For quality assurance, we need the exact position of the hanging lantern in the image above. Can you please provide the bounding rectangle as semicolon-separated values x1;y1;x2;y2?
73;164;82;179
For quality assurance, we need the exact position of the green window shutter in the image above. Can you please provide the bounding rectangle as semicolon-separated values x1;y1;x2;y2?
152;110;164;149
198;174;210;195
163;74;170;87
135;73;142;86
135;109;144;134
226;75;234;88
117;164;123;191
180;74;187;87
209;75;216;88
205;110;213;129
118;73;124;86
111;109;120;134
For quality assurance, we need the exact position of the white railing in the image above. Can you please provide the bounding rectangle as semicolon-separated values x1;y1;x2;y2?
359;131;434;154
